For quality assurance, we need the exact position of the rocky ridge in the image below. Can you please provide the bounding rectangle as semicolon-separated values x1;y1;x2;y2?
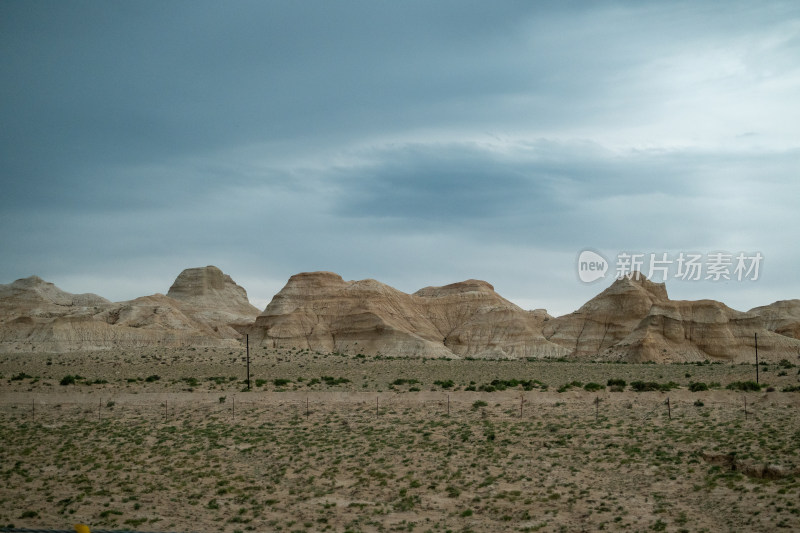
2;269;800;362
0;266;258;352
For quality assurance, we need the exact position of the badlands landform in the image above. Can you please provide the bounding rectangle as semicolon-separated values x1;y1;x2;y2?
2;265;800;363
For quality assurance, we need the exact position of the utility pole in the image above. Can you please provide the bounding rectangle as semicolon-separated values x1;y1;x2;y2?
754;333;759;384
246;334;251;391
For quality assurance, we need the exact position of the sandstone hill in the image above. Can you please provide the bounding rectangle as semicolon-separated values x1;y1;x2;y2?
243;271;568;359
167;265;261;338
543;274;800;363
2;268;800;363
0;267;258;352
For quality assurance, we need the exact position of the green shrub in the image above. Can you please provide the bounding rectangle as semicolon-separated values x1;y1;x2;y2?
726;381;761;391
434;379;454;389
630;381;660;392
60;375;76;386
10;372;32;381
145;374;161;382
273;378;291;387
321;376;350;386
607;378;626;387
584;382;604;392
557;381;583;393
392;378;420;386
471;400;488;410
689;382;708;392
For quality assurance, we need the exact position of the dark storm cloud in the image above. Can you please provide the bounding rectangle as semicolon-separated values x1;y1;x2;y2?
1;0;798;314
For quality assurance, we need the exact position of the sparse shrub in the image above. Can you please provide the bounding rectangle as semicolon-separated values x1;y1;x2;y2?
145;374;160;382
471;400;488;410
273;378;291;387
445;486;461;498
60;375;76;386
584;382;604;392
726;381;761;391
694;399;704;407
434;379;454;389
689;382;708;392
630;381;677;392
255;379;267;387
557;381;583;393
779;358;794;368
321;376;350;386
10;372;32;381
630;381;654;392
607;378;626;387
218;396;226;403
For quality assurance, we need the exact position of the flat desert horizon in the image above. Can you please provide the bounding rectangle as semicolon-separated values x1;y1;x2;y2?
2;347;799;532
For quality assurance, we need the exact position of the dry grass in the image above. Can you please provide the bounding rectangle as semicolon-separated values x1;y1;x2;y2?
1;349;799;532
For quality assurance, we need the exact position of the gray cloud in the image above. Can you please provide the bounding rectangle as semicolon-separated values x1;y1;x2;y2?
1;0;798;316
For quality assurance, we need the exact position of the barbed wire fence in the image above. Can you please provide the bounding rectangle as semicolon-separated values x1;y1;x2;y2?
0;390;779;427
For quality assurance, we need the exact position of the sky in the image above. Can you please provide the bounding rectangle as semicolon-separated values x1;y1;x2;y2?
1;1;799;316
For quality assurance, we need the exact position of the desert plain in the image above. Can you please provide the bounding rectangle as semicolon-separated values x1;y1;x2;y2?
2;347;799;533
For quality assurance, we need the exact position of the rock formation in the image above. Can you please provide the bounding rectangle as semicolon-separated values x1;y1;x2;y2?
167;265;261;338
0;267;259;352
244;271;568;359
3;267;800;362
544;273;800;363
543;274;668;357
748;300;800;340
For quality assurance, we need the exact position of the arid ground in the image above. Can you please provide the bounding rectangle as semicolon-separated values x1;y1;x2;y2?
1;348;799;532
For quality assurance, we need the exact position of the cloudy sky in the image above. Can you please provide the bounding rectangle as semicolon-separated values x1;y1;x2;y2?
1;1;798;315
